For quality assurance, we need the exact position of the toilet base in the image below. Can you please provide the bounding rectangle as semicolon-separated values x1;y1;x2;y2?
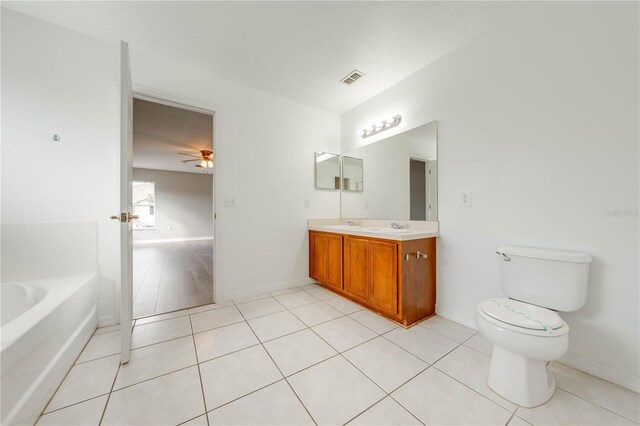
488;345;556;408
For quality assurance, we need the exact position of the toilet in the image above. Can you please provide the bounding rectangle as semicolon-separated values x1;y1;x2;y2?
476;245;592;408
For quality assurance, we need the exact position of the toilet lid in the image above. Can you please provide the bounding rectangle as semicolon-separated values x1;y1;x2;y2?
480;298;564;332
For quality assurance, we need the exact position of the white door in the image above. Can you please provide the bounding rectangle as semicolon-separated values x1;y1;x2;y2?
118;40;134;364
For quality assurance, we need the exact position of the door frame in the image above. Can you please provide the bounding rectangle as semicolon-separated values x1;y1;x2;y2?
115;86;224;323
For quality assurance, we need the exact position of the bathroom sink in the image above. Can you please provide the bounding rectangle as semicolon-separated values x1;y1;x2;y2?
324;224;362;230
364;227;412;234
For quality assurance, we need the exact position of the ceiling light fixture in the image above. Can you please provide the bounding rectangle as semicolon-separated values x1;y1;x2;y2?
361;115;402;139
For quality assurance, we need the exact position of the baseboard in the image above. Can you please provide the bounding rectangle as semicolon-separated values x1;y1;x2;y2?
98;314;118;327
133;237;213;244
559;352;639;393
434;307;478;331
221;278;317;301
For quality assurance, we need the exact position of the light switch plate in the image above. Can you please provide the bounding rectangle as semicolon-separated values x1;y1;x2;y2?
304;200;310;209
459;191;471;207
224;196;236;207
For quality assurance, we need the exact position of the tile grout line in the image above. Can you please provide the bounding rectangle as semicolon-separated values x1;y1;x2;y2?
63;284;638;425
177;413;207;426
396;330;517;419
188;312;211;426
301;316;395;423
37;324;101;419
97;361;122;425
545;387;640;424
230;299;319;426
114;363;199;393
431;363;517;414
39;393;109;418
340;394;391;426
75;331;192;366
504;411;517;426
385;372;432;426
286;292;495;424
204;378;290;414
405;326;638;423
302;314;433;425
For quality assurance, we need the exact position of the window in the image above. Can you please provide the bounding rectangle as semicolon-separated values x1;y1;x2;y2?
132;181;155;230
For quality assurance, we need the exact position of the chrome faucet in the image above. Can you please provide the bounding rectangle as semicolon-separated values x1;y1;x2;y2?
390;222;406;229
347;220;361;226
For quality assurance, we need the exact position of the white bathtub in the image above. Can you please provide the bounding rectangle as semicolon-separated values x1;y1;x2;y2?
1;274;98;425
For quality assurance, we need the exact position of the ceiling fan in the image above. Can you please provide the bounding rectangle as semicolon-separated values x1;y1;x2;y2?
179;149;213;171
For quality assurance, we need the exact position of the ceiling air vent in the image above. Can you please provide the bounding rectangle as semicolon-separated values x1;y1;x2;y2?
340;70;365;85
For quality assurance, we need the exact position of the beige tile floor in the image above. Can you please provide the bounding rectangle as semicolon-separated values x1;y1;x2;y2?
38;284;640;425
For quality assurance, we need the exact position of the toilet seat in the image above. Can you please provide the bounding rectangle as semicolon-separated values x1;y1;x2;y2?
479;298;569;337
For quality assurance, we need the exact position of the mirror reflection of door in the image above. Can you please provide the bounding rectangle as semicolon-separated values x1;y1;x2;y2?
410;159;427;221
427;160;438;221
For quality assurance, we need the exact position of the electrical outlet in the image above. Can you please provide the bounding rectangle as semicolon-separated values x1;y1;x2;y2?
459;191;471;207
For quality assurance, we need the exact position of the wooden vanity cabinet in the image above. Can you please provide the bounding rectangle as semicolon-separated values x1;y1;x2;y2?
309;232;343;291
309;230;436;326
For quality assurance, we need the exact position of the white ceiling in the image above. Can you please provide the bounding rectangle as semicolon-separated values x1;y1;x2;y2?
2;1;524;114
133;98;214;174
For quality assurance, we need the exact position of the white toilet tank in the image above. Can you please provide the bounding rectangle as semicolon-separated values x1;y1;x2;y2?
497;245;593;312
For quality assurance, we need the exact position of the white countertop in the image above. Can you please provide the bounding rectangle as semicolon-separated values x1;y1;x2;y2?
308;222;439;241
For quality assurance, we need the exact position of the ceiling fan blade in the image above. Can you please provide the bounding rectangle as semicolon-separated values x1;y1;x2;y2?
181;159;200;163
195;164;204;168
178;152;200;158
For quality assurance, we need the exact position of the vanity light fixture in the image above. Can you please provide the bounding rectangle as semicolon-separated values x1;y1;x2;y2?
361;115;402;138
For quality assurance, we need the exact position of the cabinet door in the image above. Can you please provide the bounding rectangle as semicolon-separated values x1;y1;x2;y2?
344;237;369;302
325;234;343;290
368;240;398;314
309;232;327;282
399;238;436;323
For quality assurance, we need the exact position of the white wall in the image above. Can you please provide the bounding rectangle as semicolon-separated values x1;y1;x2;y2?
1;10;120;325
342;121;437;220
342;2;639;391
132;168;213;241
1;10;341;320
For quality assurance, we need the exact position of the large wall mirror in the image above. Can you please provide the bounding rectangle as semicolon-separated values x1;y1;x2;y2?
315;152;341;190
341;120;438;221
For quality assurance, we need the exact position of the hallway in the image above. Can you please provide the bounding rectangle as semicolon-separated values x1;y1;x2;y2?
133;240;213;318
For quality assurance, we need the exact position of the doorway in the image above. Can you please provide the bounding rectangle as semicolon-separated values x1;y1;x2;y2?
410;158;427;221
131;97;215;319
